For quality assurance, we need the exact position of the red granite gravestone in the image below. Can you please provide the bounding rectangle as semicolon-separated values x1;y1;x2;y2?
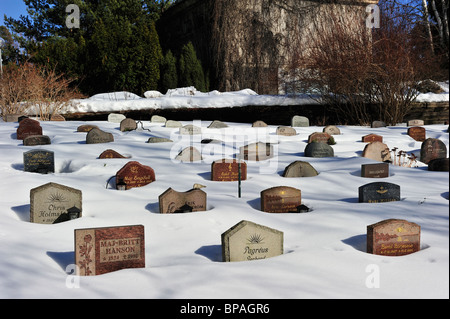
115;161;155;190
75;225;145;276
77;124;99;132
308;132;332;144
367;219;420;256
16;119;43;140
261;186;302;213
211;159;247;181
362;134;383;143
407;126;426;142
158;187;207;214
99;149;127;159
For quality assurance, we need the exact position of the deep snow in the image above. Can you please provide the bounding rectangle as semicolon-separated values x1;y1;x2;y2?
0;114;448;299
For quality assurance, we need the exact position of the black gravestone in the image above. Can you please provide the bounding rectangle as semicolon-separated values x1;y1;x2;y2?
358;182;400;203
23;149;55;174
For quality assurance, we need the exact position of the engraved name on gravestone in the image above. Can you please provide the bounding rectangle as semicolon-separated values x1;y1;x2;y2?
362;134;383;143
276;126;297;136
115;161;155;190
362;141;391;162
158;187;207;214
240;142;273;161
407;126;426;142
175;146;203;162
17;119;42;140
282;160;318;177
211;159;247;181
75;225;145;276
24;150;54;174
23;135;51;146
86;128;114;144
367;219;420;256
358;182;400;203
261;186;302;213
30;182;82;224
420;138;447;164
361;163;389;178
120;118;137;132
308;132;332;144
291;115;309;127
222;220;283;262
304;142;334;158
179;124;202;135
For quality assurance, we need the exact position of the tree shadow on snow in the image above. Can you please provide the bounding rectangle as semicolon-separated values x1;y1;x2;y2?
195;245;222;262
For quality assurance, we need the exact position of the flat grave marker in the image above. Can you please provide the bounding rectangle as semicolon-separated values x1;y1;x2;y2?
211;159;247;181
158;187;207;213
361;163;389;178
358;182;400;203
75;225;145;276
261;186;302;213
115;161;155;190
23;149;54;174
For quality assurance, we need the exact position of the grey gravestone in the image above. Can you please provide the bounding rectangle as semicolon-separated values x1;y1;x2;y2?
276;126;297;136
427;158;449;171
151;115;167;123
30;182;82;224
86;128;114;144
147;137;173;143
408;119;424;126
175;146;202;162
282;160;318;177
420;138;447;164
361;163;389;178
362;141;391;162
323;125;340;135
208;120;228;128
358;182;400;203
158;187;207;214
120;118;137;132
180;124;202;135
108;113;126;123
371;121;386;128
165;120;183;128
222;220;283;262
24;150;54;174
4;114;24;122
291;115;309;127
252;120;268;127
304;142;334;158
240;142;273;161
23;135;51;146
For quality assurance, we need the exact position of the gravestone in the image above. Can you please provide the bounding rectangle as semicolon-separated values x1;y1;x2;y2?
208;120;228;128
240;142;273;161
50;114;65;121
291;115;309;127
158;187;207;213
108;113;126;123
120;118;137;132
276;126;297;136
323;125;340;135
308;132;332;144
175;147;202;162
371;121;386;128
282;160;318;177
211;159;247;181
361;163;389;178
151;115;167;123
23;150;54;174
3;114;24;122
304;142;334;158
362;134;383;143
75;225;145;276
77;124;99;132
147;137;173;143
30;182;82;224
407;119;424;126
420;138;447;164
179;124;202;135
222;220;283;262
252;120;268;127
427;158;449;171
165;120;183;128
261;186;302;213
99;149;128;159
358;182;400;203
23;135;51;146
407;126;426;142
362;141;391;162
367;219;420;256
86;128;114;144
115;161;156;190
16;119;42;140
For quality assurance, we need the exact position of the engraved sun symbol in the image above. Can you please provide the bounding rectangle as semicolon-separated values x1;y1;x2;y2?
247;234;264;244
47;192;66;202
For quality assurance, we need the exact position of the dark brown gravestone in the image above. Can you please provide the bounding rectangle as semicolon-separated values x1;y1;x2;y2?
23;149;54;174
77;124;99;132
428;158;449;171
361;163;389;178
362;141;391;162
282;160;318;177
16;119;42;140
240;142;273;161
158;187;207;214
276;126;297;136
75;225;145;276
99;149;127;159
222;220;283;262
308;132;332;144
211;159;247;181
358;182;400;203
420;138;447;164
115;161;156;190
260;186;302;213
86;128;114;144
367;219;420;256
407;126;426;142
23;135;51;146
362;134;383;143
120;118;137;132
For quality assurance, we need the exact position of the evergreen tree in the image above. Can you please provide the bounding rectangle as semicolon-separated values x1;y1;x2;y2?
160;50;178;92
178;42;206;92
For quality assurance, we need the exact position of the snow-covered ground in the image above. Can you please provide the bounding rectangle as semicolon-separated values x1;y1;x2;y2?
0;115;448;299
